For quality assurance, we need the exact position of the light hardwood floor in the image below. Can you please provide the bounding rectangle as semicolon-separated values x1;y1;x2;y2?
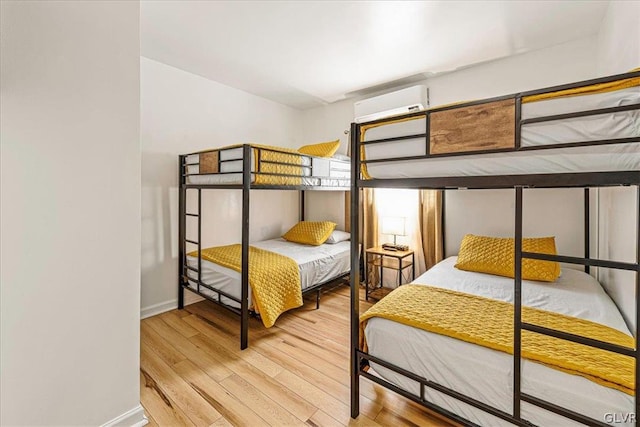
140;285;457;426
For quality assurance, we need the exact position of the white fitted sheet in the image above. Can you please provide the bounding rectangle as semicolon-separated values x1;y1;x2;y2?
186;238;351;308
364;257;633;426
363;86;640;179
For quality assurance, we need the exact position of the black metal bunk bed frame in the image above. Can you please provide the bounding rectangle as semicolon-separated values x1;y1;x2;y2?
178;144;350;349
349;70;640;426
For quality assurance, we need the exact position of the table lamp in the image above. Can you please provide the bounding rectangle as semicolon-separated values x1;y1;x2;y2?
381;216;407;246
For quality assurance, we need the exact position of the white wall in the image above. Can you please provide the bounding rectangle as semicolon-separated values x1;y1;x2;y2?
595;0;640;331
598;187;637;331
302;37;599;246
596;0;640;76
141;57;306;316
286;100;352;230
445;189;587;259
1;2;143;426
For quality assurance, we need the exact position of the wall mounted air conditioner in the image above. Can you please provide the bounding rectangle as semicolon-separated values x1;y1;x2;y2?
354;85;429;123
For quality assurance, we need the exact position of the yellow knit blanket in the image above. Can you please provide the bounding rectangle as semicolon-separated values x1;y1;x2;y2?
360;285;635;395
225;143;304;185
189;245;302;327
250;144;303;186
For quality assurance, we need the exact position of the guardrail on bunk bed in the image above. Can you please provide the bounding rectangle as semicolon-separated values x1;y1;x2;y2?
349;70;640;426
178;144;350;350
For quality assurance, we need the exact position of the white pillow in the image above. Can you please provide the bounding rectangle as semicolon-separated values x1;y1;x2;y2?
326;230;350;244
332;153;350;161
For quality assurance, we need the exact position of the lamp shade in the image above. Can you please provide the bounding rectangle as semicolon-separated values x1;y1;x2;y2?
381;216;407;236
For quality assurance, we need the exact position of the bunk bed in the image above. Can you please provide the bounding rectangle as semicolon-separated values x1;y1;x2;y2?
349;70;640;426
179;143;351;349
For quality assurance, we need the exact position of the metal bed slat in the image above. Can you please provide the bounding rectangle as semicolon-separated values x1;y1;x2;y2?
518;69;640;97
522;322;635;357
519;103;640;126
522;251;639;271
358;171;640;190
182;286;242;316
183;278;242;304
361;133;428;145
359;351;531;427
520;393;610;427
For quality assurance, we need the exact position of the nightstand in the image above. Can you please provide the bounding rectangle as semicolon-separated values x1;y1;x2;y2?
365;246;415;301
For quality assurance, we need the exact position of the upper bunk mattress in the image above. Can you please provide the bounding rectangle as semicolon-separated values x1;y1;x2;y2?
186;238;351;308
362;84;640;179
185;146;350;187
364;257;633;426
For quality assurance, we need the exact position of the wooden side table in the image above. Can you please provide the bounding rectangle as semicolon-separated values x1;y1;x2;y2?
365;246;415;301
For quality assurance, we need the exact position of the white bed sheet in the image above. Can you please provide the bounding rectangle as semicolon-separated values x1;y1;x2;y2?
363;86;640;179
364;257;633;426
186;238;351;308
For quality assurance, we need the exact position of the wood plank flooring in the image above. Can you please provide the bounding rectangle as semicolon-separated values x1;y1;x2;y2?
140;286;457;427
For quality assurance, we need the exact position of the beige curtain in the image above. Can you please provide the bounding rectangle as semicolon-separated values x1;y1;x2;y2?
420;190;444;270
344;192;350;232
362;189;380;287
344;188;379;286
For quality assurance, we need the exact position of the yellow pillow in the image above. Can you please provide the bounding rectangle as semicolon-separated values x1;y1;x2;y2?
298;140;340;157
283;221;337;246
455;234;561;282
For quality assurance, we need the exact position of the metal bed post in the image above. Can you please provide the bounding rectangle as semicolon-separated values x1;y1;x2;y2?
300;190;305;221
635;184;639;420
178;155;186;309
585;188;590;274
241;144;251;350
441;191;446;257
350;121;361;419
197;188;202;295
513;186;523;420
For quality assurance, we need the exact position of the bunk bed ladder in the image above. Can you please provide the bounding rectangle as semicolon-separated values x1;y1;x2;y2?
513;184;640;427
179;155;205;308
178;164;204;309
178;155;186;309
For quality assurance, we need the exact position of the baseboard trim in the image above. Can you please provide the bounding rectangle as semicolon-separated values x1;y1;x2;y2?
140;294;203;319
102;404;147;427
141;300;177;319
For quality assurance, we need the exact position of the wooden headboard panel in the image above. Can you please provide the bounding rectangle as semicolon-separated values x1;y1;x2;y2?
430;99;515;155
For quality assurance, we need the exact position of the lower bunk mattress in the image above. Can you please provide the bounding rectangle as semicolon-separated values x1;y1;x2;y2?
363;257;633;426
186;238;351;308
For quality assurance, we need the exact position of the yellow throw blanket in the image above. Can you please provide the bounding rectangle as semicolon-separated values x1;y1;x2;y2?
189;245;303;328
229;143;304;185
360;284;635;395
250;144;303;186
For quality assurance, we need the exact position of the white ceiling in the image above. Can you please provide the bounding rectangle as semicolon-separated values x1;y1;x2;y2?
141;0;609;109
